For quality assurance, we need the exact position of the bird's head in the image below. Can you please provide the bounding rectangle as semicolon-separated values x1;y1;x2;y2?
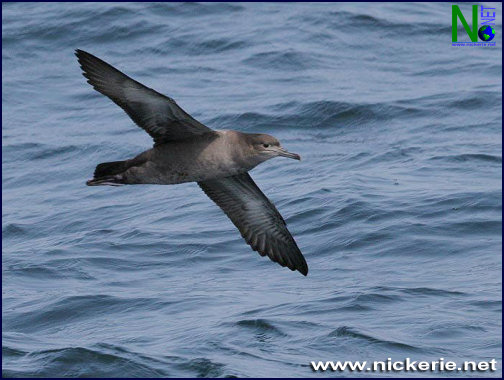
248;133;301;162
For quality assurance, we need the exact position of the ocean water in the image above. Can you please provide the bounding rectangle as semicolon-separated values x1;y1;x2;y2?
2;2;502;377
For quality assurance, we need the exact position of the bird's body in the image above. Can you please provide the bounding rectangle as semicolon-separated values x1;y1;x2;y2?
90;130;272;186
76;49;308;275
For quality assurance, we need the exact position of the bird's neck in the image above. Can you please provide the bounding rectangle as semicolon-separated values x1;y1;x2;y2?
219;130;269;171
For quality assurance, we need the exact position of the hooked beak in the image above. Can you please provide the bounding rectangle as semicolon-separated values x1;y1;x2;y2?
273;146;301;160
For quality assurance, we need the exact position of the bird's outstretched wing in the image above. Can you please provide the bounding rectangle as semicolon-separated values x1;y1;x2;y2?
75;49;214;144
198;173;308;276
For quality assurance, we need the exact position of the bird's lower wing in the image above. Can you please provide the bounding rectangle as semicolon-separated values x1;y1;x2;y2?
198;173;308;276
75;49;215;144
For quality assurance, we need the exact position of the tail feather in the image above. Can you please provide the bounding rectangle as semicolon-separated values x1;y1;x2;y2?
88;156;147;186
87;176;124;186
94;160;128;178
88;160;129;186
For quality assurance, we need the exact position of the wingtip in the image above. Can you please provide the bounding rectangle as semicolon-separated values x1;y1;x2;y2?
290;261;308;276
299;266;308;276
75;49;87;66
75;49;93;63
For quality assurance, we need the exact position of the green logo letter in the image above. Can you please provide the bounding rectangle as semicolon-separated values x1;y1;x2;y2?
452;5;478;42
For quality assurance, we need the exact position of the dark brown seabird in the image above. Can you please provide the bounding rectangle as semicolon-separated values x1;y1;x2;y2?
76;49;308;276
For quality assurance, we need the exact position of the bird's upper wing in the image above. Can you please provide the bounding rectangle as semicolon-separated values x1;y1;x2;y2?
75;49;214;144
198;173;308;276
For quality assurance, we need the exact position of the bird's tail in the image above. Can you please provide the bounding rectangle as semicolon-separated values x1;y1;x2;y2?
86;160;128;186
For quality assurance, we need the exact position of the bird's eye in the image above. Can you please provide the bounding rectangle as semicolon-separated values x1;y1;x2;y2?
263;144;270;148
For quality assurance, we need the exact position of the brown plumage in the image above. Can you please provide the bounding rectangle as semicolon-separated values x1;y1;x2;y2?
76;49;308;276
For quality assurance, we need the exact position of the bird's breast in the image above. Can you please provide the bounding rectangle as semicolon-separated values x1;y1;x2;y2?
147;135;247;184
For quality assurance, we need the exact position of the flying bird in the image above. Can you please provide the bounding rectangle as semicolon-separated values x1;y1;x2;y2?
76;49;308;276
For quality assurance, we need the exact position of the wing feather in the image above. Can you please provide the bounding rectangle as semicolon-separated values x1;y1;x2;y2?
198;173;308;275
75;49;214;144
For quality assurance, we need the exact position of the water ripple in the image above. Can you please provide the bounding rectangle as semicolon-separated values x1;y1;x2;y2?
2;1;501;378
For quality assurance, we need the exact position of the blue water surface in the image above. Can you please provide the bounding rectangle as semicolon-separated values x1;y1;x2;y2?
2;2;502;377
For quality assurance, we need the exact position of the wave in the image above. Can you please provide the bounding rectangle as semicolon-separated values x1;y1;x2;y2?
235;319;287;337
2;346;168;377
243;50;319;71
429;153;502;164
209;99;427;132
329;326;422;352
291;9;453;36
3;295;164;332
